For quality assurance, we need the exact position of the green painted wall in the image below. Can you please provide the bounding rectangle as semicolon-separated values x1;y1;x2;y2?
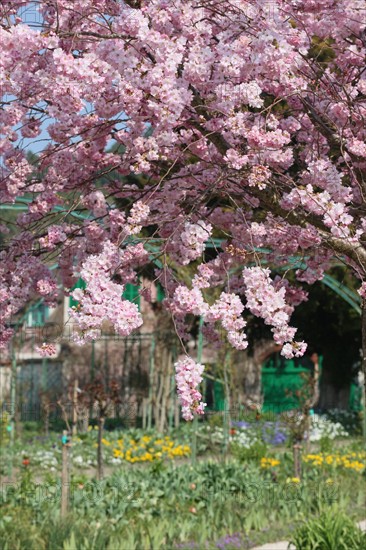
261;354;322;413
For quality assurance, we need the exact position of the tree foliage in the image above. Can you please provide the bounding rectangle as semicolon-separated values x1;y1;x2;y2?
1;0;366;417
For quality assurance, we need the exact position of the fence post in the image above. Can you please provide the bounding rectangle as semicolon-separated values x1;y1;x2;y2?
61;430;71;517
169;342;177;432
361;381;366;449
41;357;47;392
72;379;78;436
191;317;204;465
89;341;95;421
223;351;231;458
168;372;175;432
142;398;147;430
8;341;17;480
147;335;155;429
97;415;105;481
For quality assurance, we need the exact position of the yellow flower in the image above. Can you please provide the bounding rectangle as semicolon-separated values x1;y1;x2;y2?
286;477;300;483
113;449;124;458
302;451;365;474
260;457;280;468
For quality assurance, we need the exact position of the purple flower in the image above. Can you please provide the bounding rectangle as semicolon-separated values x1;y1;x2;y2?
216;533;244;549
262;421;288;445
232;421;250;429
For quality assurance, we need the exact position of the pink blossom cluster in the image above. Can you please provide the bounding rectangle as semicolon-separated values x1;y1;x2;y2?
69;241;143;344
303;160;351;203
205;292;248;350
215;80;263;109
39;226;67;250
0;247;58;348
129;137;161;173
109;210;126;242
82;191;108;218
224;149;248;170
3;0;366;399
125;201;150;236
323;203;353;238
243;267;306;358
179;222;212;265
192;264;215;289
36;343;57;357
247;165;271;189
347;139;366;159
175;357;206;421
272;278;309;308
296;252;333;284
173;286;208;316
281;186;353;238
36;279;57;296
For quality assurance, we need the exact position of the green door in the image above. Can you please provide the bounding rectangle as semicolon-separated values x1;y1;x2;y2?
262;354;323;413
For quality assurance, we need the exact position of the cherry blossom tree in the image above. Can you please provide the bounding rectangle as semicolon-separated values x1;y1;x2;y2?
1;1;366;420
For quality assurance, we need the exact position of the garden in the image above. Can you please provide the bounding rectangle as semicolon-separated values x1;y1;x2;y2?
2;0;366;549
1;409;365;549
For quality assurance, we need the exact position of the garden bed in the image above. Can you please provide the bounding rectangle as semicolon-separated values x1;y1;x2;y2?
1;415;365;549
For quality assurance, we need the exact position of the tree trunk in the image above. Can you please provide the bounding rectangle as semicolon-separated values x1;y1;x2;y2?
61;430;70;517
142;398;146;429
159;351;172;433
305;358;320;451
293;443;302;479
44;403;50;437
223;352;231;459
72;379;78;436
97;415;105;480
155;371;163;428
174;396;180;428
81;406;89;433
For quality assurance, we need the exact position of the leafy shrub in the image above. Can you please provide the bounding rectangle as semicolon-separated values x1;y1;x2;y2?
289;508;366;549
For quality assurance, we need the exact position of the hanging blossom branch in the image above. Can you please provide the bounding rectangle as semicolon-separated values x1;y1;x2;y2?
175;357;206;421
